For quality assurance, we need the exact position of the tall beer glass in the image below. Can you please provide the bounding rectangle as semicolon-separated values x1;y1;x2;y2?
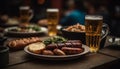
47;9;59;36
19;6;33;24
85;15;103;53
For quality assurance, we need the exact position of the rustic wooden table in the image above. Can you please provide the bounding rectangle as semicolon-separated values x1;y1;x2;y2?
2;36;120;69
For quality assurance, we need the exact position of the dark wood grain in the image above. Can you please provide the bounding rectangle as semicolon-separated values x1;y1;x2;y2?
8;50;31;66
99;46;120;58
99;36;120;58
5;53;116;69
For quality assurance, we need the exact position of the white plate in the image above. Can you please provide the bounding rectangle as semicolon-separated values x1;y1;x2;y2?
24;45;90;60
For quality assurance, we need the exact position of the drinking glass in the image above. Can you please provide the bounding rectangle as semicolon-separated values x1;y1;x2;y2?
19;6;33;24
85;15;103;53
46;8;59;36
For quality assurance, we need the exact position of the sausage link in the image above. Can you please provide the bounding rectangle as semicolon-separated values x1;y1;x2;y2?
8;37;41;49
61;47;84;55
46;44;57;50
53;49;66;55
42;50;54;55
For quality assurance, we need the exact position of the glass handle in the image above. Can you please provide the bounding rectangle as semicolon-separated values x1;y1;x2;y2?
29;9;33;20
101;23;109;40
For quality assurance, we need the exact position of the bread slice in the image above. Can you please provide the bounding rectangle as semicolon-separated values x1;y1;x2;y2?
28;42;45;54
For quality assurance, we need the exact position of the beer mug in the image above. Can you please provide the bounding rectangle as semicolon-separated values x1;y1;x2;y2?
46;8;59;36
19;6;33;24
85;15;109;53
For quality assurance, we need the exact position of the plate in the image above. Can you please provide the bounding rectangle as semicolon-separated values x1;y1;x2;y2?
4;26;48;37
24;45;89;60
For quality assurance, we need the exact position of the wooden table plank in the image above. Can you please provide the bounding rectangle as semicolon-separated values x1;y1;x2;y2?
5;53;116;69
99;36;120;58
99;46;120;58
8;51;31;66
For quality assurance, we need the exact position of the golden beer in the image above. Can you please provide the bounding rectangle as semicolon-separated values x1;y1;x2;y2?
47;9;59;36
19;6;32;24
85;15;103;52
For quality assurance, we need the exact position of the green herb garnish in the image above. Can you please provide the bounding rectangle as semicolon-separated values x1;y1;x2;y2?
43;36;67;45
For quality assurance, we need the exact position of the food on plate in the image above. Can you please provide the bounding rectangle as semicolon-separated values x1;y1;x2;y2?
61;47;84;55
27;36;84;56
28;42;45;54
45;39;82;50
64;23;85;32
7;25;41;33
45;41;82;50
46;44;58;50
44;36;82;49
53;49;66;55
42;50;54;55
43;36;67;45
8;37;41;49
57;43;66;49
71;42;82;48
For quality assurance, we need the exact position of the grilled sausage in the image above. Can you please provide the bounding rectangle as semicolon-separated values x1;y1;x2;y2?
53;49;66;55
72;42;82;48
42;50;54;55
8;37;41;49
61;47;84;55
46;44;57;50
65;42;73;47
46;40;82;50
57;43;65;49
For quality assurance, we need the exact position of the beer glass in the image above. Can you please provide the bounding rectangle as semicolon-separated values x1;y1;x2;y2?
85;15;103;53
19;6;33;24
47;9;59;36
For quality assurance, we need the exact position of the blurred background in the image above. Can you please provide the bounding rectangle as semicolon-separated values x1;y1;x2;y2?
0;0;119;36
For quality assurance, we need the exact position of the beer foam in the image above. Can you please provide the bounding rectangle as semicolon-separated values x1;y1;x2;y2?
47;9;59;12
20;6;30;10
85;15;103;20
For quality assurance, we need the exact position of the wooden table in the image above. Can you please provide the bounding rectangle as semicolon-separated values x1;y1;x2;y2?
2;36;120;69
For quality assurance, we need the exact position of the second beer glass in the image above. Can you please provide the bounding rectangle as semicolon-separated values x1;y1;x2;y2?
85;15;103;53
19;6;33;24
47;9;59;36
